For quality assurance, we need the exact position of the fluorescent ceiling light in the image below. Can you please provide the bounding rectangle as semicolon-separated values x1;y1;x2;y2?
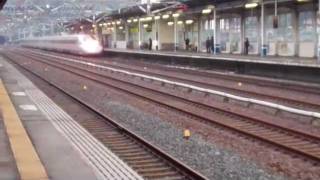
185;20;193;24
202;9;212;14
162;14;170;19
172;13;180;18
245;2;258;8
145;17;153;21
167;21;174;26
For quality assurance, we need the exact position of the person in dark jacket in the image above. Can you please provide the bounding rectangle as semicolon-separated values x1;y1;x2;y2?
185;38;190;51
149;38;152;50
244;37;250;55
211;36;214;54
206;37;211;53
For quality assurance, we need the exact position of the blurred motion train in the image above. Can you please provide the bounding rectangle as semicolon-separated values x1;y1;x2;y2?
20;34;103;55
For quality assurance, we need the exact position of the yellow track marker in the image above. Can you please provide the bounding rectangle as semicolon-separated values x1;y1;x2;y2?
183;129;191;140
0;80;48;180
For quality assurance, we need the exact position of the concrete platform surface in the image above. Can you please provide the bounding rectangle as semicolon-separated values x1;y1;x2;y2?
104;48;319;68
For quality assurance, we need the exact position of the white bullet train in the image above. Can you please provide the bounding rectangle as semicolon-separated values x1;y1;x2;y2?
20;34;103;55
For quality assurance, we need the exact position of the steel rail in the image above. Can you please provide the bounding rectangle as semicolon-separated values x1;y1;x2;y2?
25;49;320;119
7;51;320;164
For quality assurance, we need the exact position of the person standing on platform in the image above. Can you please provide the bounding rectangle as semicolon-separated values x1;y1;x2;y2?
185;38;190;51
149;38;152;50
211;36;214;54
206;37;211;53
244;37;250;55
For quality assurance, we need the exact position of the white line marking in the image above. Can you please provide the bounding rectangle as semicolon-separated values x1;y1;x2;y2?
28;50;320;119
19;104;38;111
12;91;26;96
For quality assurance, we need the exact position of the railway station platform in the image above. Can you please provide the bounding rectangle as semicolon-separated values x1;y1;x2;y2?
0;56;143;179
104;48;320;83
104;48;319;68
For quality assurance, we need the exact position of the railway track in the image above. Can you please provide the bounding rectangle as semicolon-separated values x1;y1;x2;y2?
3;52;207;180
5;50;320;165
27;48;320;113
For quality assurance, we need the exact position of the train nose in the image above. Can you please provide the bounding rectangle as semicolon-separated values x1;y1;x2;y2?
80;39;103;54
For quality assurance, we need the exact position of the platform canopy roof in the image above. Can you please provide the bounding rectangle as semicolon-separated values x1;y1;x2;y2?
0;0;142;37
178;0;236;6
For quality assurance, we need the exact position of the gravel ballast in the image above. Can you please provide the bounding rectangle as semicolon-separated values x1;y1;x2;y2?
104;101;286;180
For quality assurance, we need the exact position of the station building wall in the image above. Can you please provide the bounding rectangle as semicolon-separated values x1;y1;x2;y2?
105;1;318;58
158;20;174;50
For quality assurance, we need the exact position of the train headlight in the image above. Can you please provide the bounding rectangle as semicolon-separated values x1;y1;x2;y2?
78;35;102;54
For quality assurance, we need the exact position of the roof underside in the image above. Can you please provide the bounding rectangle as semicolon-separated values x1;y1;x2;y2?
178;0;236;7
0;0;6;10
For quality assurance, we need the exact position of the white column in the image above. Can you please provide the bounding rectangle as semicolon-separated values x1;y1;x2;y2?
18;29;21;40
114;24;117;48
138;19;141;49
261;1;266;57
23;29;26;39
50;21;54;35
198;17;201;52
29;26;33;38
125;23;129;49
156;19;159;50
213;9;217;54
174;18;177;51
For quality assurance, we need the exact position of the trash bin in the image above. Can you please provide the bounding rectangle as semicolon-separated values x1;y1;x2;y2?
261;45;268;57
214;44;220;54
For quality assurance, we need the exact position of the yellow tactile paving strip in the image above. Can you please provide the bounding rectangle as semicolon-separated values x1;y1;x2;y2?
0;80;48;180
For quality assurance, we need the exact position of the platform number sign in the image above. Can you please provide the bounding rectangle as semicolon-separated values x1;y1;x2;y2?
273;15;278;29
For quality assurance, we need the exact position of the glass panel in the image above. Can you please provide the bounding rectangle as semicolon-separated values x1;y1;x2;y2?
265;13;294;42
266;15;276;42
245;16;258;43
116;27;126;41
278;13;293;41
218;17;241;52
201;19;214;50
299;11;316;42
230;17;241;52
219;18;229;51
